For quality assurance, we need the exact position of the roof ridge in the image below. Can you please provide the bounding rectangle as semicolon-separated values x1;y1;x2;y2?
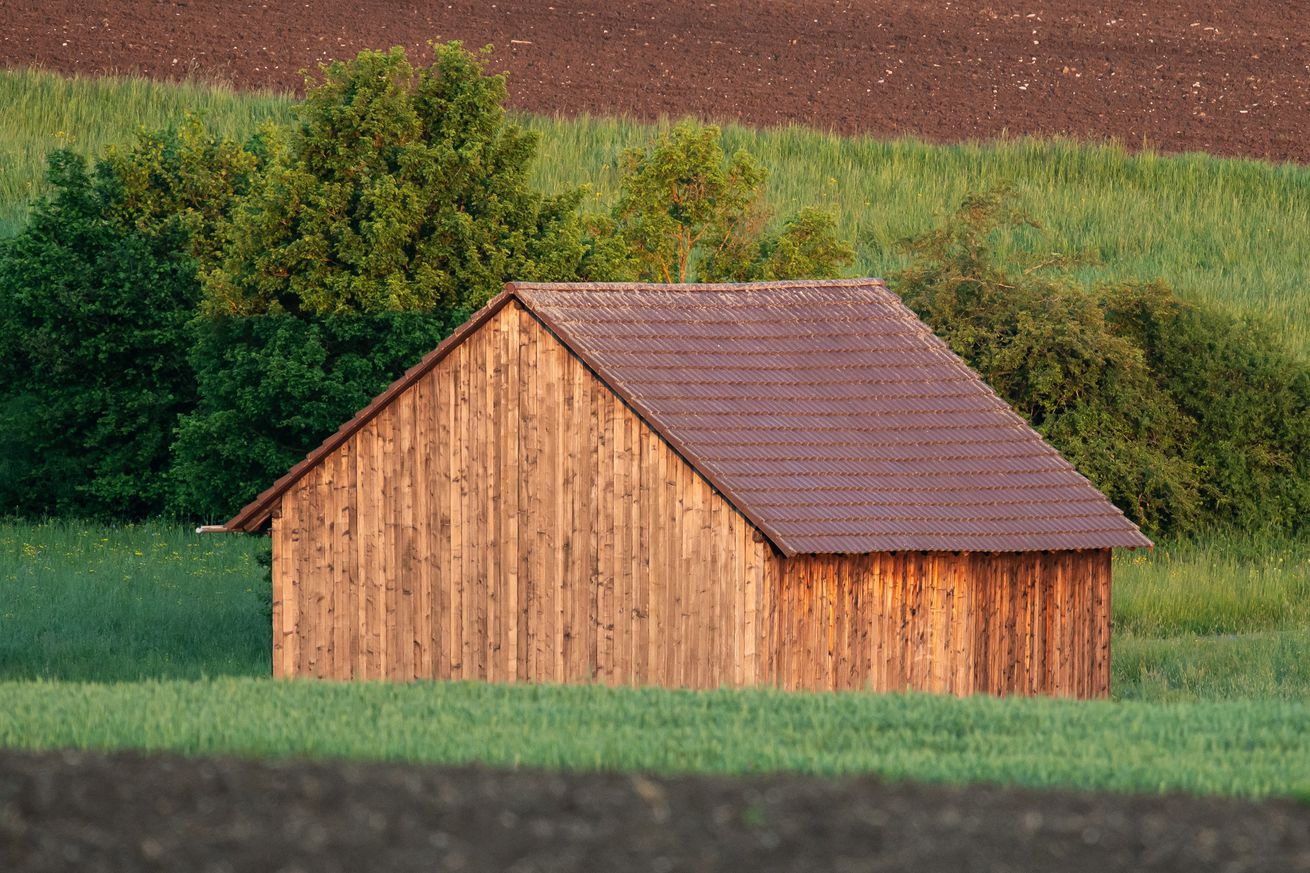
511;278;887;292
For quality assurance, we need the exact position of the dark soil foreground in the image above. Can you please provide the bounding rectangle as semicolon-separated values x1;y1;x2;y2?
2;0;1309;162
2;750;1309;872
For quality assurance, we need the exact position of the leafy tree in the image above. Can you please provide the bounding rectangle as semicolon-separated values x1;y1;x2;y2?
205;42;588;316
594;121;853;282
0;121;257;519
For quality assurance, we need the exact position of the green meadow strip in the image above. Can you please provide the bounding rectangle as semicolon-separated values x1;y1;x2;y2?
1;677;1308;799
1113;534;1310;638
2;68;1309;353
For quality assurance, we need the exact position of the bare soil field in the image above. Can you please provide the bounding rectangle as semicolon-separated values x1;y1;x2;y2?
3;749;1309;872
2;0;1308;162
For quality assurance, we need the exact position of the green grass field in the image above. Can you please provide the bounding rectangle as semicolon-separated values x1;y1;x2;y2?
1;520;1308;797
3;67;1310;355
3;676;1308;799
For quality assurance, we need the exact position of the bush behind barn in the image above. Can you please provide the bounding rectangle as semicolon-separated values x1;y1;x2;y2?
0;152;201;518
173;309;468;520
892;191;1310;536
0;43;1306;539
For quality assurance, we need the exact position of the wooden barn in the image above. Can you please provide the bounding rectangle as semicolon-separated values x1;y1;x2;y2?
208;280;1151;697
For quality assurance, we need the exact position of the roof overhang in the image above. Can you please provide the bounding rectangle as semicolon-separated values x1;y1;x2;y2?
204;284;793;554
209;289;520;533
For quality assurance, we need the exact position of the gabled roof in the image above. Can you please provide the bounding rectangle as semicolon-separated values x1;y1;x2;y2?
220;279;1151;555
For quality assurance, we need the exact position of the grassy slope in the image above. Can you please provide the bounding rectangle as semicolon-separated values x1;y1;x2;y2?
2;520;1308;798
2;68;1310;354
3;677;1308;799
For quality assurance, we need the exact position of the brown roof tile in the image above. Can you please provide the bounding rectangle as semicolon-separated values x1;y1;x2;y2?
223;279;1151;555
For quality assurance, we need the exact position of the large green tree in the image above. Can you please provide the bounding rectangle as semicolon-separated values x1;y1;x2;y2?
205;42;588;316
0;121;258;518
0;154;199;517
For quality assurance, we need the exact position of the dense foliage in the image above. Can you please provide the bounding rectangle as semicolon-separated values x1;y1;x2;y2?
172;309;467;519
894;191;1310;536
0;151;205;518
0;120;261;518
101;116;264;270
1104;284;1310;533
205;43;589;316
594;121;853;282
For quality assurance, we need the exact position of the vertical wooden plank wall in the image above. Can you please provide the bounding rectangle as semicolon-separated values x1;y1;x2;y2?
770;549;1112;697
272;300;778;688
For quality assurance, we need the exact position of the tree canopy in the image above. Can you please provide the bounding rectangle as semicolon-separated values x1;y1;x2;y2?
204;42;589;316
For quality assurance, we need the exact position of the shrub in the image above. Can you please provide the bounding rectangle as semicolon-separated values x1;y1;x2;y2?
0;152;202;518
894;190;1310;537
1104;283;1310;531
171;309;467;520
205;42;588;316
893;191;1196;533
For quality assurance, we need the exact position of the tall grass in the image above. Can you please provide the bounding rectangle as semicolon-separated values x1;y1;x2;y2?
1113;534;1310;637
0;68;293;234
2;68;1309;353
0;520;268;681
1114;632;1310;703
526;114;1310;356
2;677;1308;798
1108;535;1310;702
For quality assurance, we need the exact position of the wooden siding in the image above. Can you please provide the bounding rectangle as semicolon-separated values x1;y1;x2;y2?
272;300;779;687
271;300;1114;698
773;550;1111;697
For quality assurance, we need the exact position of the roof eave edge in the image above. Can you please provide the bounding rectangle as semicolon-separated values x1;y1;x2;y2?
219;287;523;533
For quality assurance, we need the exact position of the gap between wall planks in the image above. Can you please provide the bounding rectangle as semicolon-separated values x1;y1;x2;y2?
270;300;1113;698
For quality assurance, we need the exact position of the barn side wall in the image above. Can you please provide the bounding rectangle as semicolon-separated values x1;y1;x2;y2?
271;300;780;687
772;549;1112;697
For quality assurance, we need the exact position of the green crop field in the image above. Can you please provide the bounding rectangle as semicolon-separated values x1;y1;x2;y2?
4;676;1310;799
2;67;1310;355
1;520;1308;798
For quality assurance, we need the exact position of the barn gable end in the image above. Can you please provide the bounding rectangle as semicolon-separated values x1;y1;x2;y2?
271;300;779;686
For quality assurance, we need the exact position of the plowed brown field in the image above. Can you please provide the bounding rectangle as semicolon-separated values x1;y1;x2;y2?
2;0;1308;162
5;750;1310;872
